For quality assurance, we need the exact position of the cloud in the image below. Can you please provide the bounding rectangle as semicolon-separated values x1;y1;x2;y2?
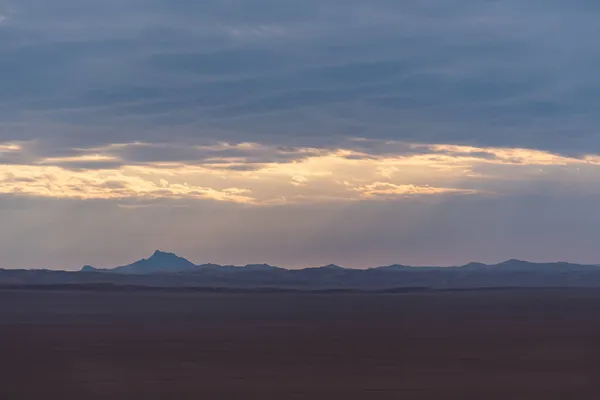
0;142;20;152
0;164;255;203
0;0;599;157
0;1;12;23
2;139;600;206
355;182;479;199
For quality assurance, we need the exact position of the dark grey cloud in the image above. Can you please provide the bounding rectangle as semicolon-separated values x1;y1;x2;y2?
108;142;320;165
1;0;600;157
49;160;125;170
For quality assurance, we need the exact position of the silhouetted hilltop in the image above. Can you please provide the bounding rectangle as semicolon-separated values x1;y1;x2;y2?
240;264;282;271
459;259;589;272
80;265;97;273
302;264;347;272
82;250;197;274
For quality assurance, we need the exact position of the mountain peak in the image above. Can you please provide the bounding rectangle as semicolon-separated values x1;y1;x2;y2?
375;264;413;270
243;263;279;270
497;259;530;267
105;251;197;274
150;250;177;258
321;264;345;270
461;262;488;268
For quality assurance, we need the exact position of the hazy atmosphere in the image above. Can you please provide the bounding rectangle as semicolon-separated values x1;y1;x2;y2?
2;0;600;269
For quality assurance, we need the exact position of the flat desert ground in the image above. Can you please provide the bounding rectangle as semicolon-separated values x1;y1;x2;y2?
2;288;600;399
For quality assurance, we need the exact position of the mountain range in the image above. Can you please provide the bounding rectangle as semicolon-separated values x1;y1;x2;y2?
81;251;342;274
2;250;600;290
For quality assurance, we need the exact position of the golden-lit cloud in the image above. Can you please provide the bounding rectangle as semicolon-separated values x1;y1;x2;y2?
0;142;21;152
355;182;478;199
38;154;119;165
0;164;254;203
1;140;600;204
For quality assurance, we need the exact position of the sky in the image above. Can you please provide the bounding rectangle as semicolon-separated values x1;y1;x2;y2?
1;0;600;270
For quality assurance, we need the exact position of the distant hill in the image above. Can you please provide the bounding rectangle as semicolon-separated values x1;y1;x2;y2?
0;251;598;290
82;252;284;275
82;250;197;274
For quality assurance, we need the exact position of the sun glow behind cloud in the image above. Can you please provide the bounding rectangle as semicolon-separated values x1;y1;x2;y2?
2;140;599;205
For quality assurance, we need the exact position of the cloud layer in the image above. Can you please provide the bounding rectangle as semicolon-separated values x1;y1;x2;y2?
2;140;600;205
1;0;600;155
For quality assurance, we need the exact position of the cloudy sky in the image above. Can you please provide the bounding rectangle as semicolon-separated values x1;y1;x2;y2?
1;0;600;269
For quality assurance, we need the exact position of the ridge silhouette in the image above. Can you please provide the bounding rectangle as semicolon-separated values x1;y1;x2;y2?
2;251;599;290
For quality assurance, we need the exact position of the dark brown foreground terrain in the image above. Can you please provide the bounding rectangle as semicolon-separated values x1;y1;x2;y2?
2;288;600;399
